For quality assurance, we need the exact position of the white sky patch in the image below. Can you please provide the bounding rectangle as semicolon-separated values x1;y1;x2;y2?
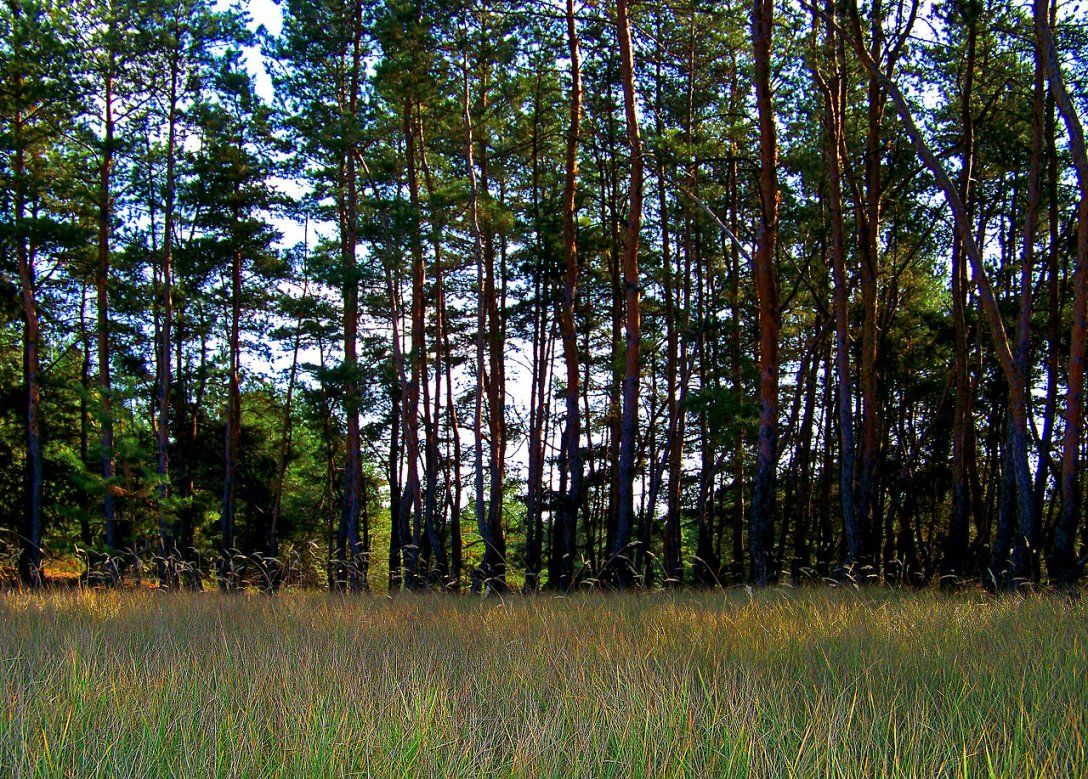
216;0;282;102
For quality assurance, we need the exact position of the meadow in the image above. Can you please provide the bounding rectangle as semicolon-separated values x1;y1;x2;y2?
0;588;1084;777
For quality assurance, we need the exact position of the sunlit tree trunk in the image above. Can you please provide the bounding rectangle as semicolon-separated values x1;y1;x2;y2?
605;0;644;587
553;0;584;591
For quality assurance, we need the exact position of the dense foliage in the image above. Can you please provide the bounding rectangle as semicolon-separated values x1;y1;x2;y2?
0;0;1086;591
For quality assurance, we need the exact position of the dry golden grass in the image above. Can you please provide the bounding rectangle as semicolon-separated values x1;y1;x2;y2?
0;587;1084;777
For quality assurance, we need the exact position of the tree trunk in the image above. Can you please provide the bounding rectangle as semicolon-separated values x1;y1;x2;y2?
812;2;859;571
417;111;454;589
728;157;746;581
605;0;645;587
1035;0;1088;585
267;261;308;591
156;49;179;588
398;101;427;587
340;0;366;592
97;69;120;572
14;101;43;587
660;161;682;586
749;0;781;586
219;234;243;591
523;72;551;592
483;153;508;591
553;0;583;591
945;6;978;581
855;0;885;570
461;47;503;590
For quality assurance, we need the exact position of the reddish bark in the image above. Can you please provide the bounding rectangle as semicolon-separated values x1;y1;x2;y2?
749;0;781;586
605;0;645;587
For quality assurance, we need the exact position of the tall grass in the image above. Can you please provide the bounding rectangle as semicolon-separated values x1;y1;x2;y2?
0;588;1083;777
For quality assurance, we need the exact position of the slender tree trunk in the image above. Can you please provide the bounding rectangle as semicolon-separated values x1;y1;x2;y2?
991;422;1017;588
398;101;427;587
523;74;550;591
553;0;583;591
340;0;366;592
749;0;781;585
603;108;623;572
267;264;308;591
461;48;499;590
439;263;463;588
1009;49;1045;586
387;313;403;590
945;7;978;581
854;0;885;569
219;222;243;591
1035;0;1088;585
78;287;93;552
1034;30;1060;515
316;337;341;589
523;271;550;590
817;349;835;574
605;0;645;587
660;164;682;586
791;337;820;581
384;254;413;580
416;111;453;589
418;132;462;590
97;68;119;571
728;157;745;581
13;99;43;587
812;3;859;570
483;153;507;590
156;49;179;588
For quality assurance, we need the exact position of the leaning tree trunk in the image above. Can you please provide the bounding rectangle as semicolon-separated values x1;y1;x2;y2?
835;0;1038;586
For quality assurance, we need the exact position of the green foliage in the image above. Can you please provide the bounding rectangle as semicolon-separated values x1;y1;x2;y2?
0;0;1086;589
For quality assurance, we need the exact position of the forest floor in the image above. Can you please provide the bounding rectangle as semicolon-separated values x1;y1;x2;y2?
0;588;1084;777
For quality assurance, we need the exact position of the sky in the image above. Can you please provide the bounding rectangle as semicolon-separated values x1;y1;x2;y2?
235;0;281;102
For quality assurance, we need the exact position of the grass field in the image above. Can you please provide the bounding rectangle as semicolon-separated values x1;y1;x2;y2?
0;588;1084;777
